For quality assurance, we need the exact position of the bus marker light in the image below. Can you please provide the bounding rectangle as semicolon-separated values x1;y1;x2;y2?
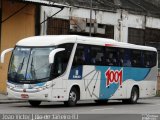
23;89;26;92
105;44;114;47
45;94;48;98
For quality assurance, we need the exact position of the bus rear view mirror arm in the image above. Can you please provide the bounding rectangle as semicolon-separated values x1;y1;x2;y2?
1;48;14;63
49;48;65;64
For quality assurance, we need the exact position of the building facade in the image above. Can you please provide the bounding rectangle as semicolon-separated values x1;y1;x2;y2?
0;0;65;93
40;0;160;67
1;0;160;93
0;0;39;93
39;0;160;94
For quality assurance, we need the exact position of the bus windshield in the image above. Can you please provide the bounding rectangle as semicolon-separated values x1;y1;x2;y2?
8;47;55;83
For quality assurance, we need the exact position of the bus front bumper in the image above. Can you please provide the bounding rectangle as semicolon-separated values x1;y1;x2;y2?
7;87;53;101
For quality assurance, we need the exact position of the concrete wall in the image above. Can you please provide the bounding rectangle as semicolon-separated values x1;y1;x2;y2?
144;0;160;7
0;0;36;93
40;6;160;43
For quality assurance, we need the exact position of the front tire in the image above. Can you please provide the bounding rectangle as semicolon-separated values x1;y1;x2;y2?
29;100;41;107
64;88;79;107
122;87;139;104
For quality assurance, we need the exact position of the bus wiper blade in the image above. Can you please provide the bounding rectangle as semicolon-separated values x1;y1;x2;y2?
17;57;25;73
30;57;37;80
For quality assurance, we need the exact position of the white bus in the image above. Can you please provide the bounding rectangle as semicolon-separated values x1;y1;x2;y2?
1;35;158;107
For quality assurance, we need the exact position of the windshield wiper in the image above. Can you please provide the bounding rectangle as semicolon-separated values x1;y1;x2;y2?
14;57;25;81
30;57;37;80
17;57;25;73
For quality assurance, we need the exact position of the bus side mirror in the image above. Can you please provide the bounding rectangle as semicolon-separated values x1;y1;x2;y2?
1;48;14;63
49;48;65;64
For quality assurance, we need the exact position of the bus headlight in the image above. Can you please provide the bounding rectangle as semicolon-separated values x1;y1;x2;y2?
37;87;43;91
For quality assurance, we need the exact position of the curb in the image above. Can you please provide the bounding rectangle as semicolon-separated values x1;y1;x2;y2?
0;100;27;104
0;94;27;104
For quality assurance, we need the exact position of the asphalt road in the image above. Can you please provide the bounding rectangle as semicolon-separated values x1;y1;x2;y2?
0;97;160;120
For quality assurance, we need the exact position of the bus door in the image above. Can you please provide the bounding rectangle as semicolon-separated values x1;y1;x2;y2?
51;44;74;89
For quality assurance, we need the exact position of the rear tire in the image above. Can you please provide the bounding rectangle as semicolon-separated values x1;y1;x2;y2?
29;100;41;107
122;87;139;104
64;87;79;107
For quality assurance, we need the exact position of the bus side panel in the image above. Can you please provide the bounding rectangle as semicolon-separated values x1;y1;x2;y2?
68;65;156;101
138;81;157;98
95;66;151;100
68;66;101;100
96;66;126;100
83;66;101;100
137;66;157;98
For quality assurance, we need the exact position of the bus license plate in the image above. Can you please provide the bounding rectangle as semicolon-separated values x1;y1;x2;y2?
21;94;29;99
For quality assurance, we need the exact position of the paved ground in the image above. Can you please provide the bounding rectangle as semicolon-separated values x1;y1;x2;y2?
0;96;160;120
0;94;26;104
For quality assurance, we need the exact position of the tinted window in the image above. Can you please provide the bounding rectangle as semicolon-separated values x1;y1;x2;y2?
123;49;131;67
143;51;157;68
73;44;105;66
117;48;125;66
51;43;74;78
72;44;157;68
105;47;118;66
72;45;86;66
131;50;142;67
90;46;104;65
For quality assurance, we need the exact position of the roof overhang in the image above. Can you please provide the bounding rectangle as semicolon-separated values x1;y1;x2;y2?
15;0;67;8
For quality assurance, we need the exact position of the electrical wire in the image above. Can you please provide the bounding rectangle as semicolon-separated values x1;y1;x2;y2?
1;4;28;23
40;7;64;25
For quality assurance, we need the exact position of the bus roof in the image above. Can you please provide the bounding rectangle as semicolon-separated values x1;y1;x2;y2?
16;35;157;52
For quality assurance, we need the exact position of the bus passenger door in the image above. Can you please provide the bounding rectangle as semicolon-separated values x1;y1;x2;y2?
51;44;74;99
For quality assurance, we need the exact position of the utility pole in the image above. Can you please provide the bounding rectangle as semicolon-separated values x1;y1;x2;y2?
0;0;2;53
89;0;93;36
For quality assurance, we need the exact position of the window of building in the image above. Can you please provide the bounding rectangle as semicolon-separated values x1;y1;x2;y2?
98;24;105;28
128;28;144;45
145;28;160;68
105;25;114;39
47;18;69;35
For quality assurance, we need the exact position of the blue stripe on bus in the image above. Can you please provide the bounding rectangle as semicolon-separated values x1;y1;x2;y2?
95;66;150;99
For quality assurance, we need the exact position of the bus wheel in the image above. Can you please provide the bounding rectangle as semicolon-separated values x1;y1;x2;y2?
29;100;41;107
122;86;139;104
95;100;108;105
64;88;78;107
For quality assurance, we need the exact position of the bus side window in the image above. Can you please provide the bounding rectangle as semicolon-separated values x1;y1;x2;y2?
123;49;131;67
143;51;157;68
52;52;65;78
117;48;125;66
51;43;74;78
105;48;111;66
131;50;142;67
72;45;86;66
105;47;118;66
90;46;104;66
